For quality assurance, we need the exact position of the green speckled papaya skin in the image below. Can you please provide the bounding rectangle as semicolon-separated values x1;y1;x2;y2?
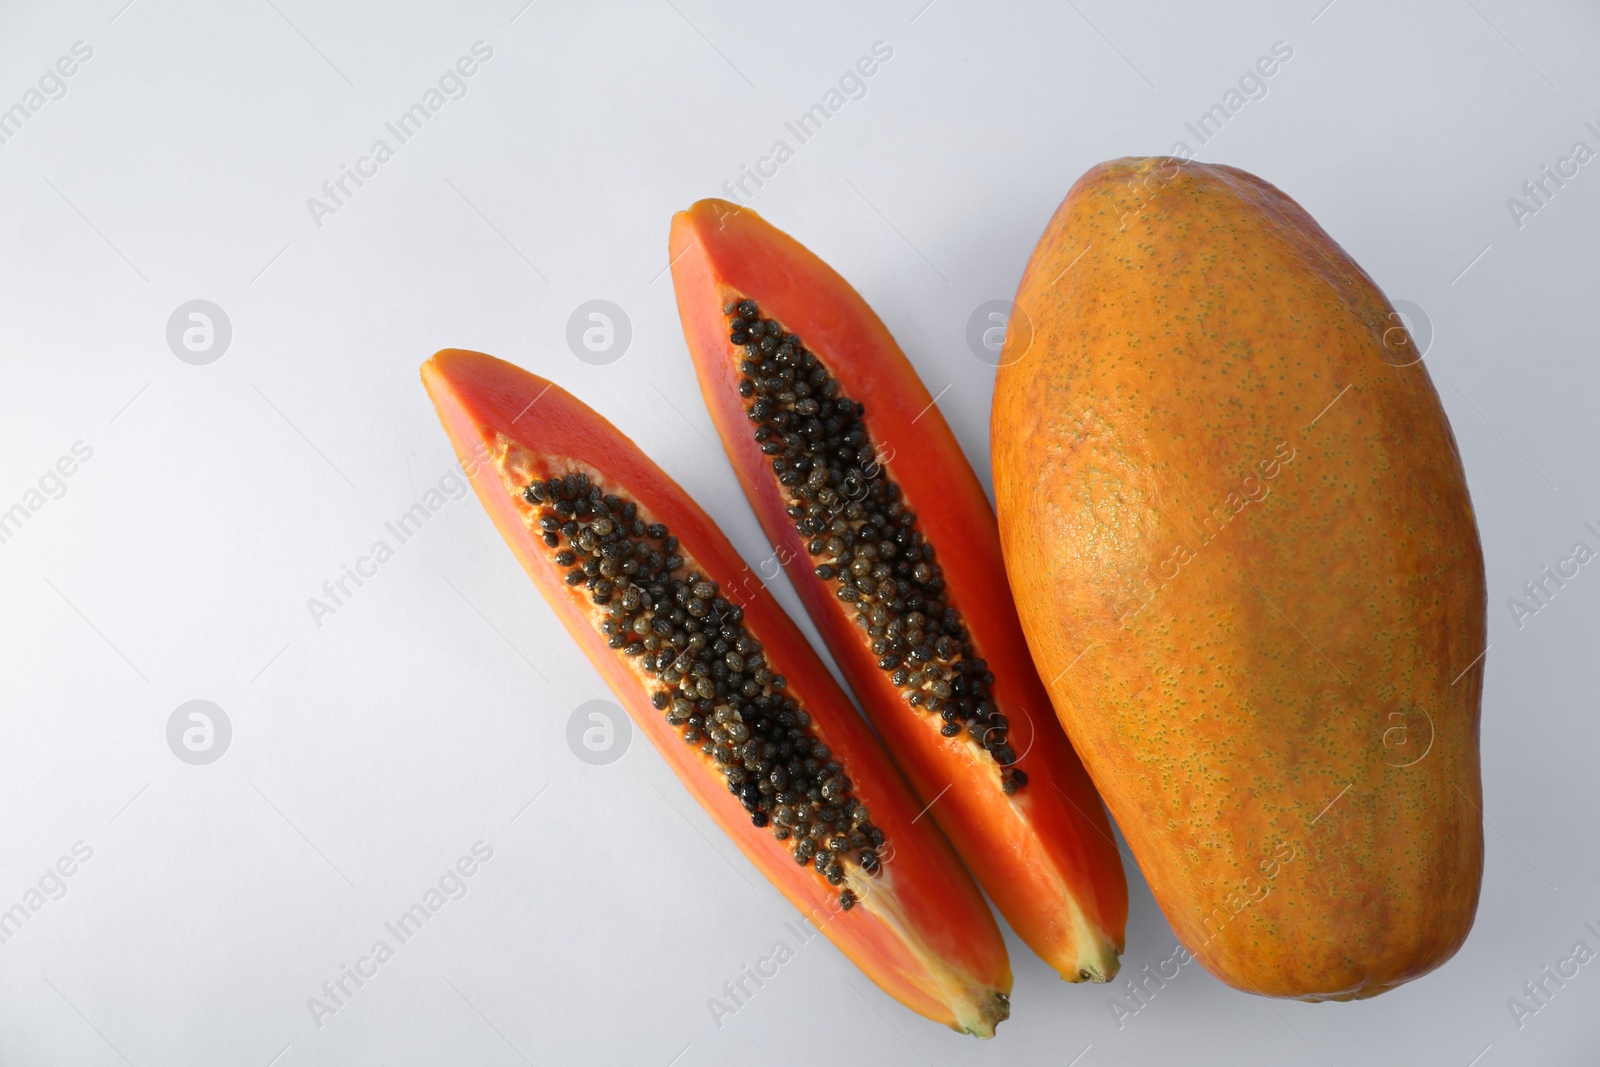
991;158;1486;1000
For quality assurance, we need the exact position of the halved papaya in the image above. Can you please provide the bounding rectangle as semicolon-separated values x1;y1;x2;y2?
669;202;1129;983
421;349;1012;1037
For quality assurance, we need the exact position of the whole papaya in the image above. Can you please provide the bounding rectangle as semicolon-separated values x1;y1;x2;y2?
991;157;1486;1000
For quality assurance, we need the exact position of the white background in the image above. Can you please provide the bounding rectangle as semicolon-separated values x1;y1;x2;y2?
0;1;1595;1064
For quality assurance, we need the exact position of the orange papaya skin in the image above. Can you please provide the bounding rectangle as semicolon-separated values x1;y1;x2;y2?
670;201;1128;983
991;158;1486;1000
423;350;1011;1036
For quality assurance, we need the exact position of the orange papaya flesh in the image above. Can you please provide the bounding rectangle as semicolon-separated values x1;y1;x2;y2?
992;158;1486;1000
422;349;1012;1036
669;202;1128;984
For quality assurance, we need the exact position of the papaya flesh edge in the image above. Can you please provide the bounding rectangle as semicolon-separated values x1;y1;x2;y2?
992;158;1486;1001
421;349;1012;1037
669;200;1129;984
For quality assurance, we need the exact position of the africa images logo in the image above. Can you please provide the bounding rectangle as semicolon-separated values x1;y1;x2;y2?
305;41;494;229
0;40;94;148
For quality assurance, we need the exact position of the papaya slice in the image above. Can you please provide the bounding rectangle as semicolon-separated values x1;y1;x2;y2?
669;202;1128;983
421;349;1012;1037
